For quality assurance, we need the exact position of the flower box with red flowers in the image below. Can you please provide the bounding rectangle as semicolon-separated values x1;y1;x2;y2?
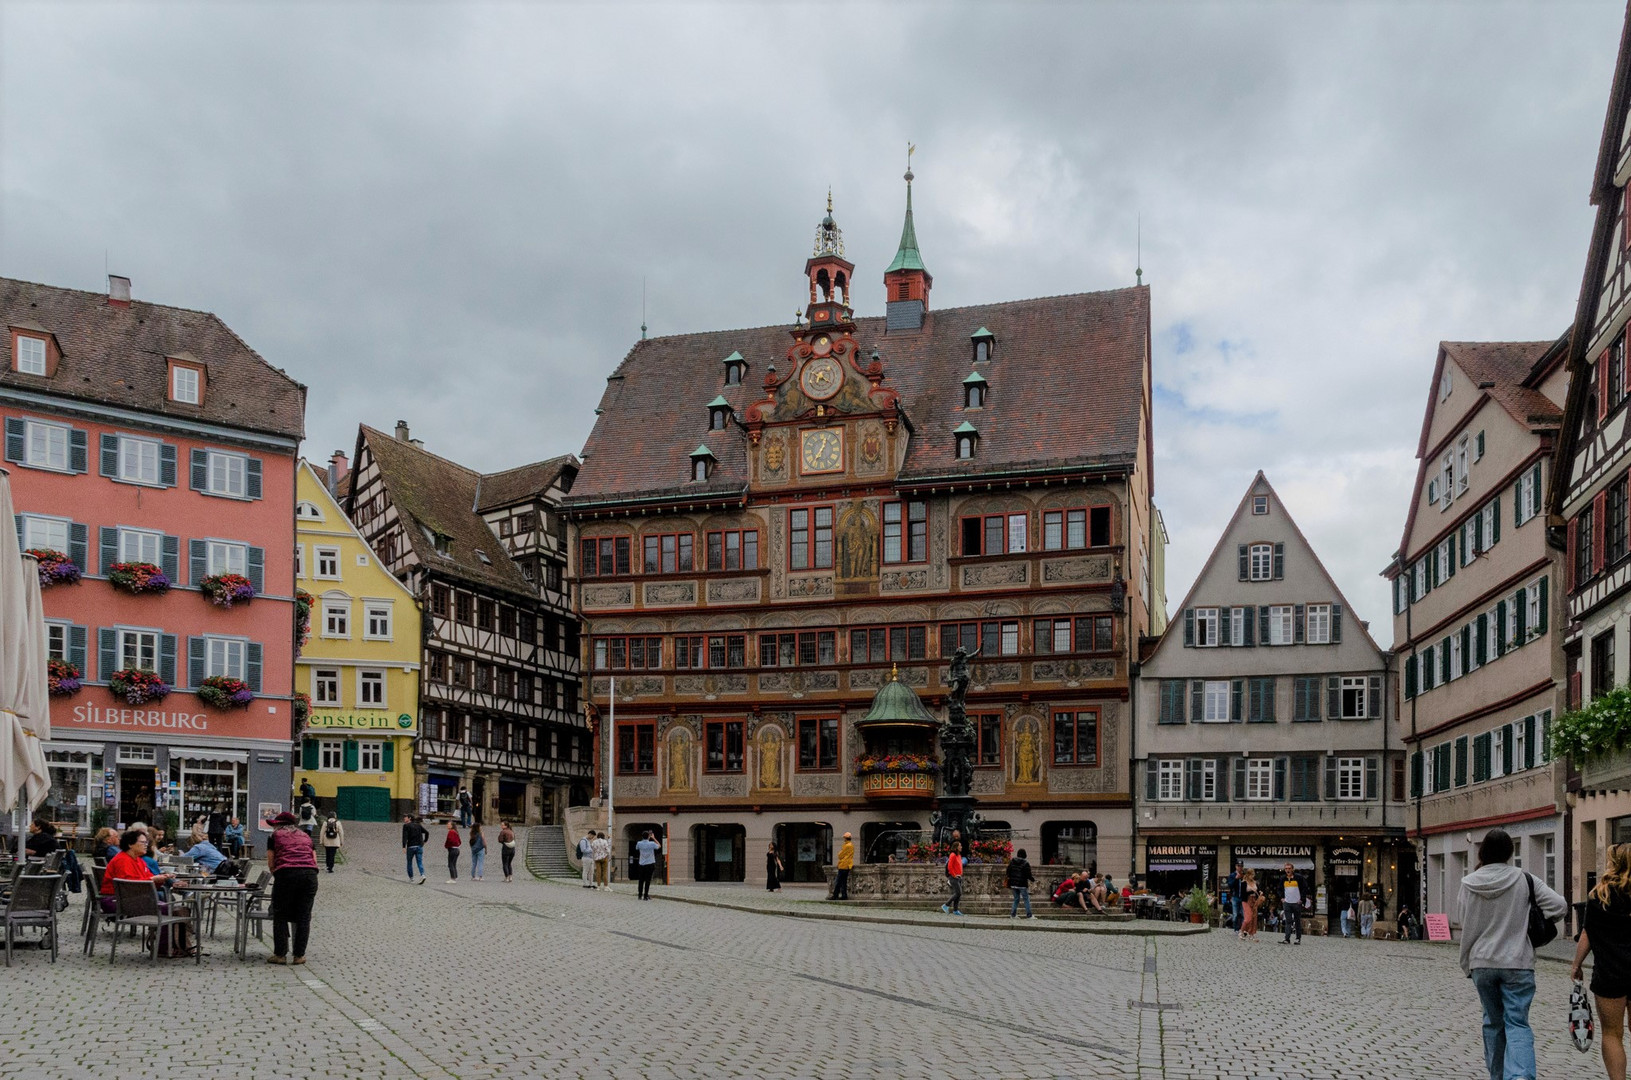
294;589;314;654
109;668;170;705
107;562;170;595
293;691;310;726
25;549;81;587
198;676;254;710
200;572;256;608
853;752;940;776
47;659;82;696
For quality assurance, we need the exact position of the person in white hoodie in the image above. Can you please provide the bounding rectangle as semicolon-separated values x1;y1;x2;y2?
1458;828;1568;1080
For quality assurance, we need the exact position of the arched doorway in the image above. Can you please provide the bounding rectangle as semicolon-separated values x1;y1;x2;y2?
691;823;745;882
1042;820;1097;869
773;822;832;883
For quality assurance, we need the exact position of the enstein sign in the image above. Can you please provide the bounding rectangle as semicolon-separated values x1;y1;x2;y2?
307;711;416;733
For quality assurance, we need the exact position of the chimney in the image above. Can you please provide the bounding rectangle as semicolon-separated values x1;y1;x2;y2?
108;275;131;307
394;420;411;442
327;450;350;494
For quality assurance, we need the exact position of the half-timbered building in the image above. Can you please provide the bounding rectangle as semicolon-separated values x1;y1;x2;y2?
564;175;1162;885
346;421;588;824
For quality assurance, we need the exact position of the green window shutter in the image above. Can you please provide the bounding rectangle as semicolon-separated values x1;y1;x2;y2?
1475;614;1488;665
1273;542;1285;579
302;738;319;771
1524;715;1537;769
1447;534;1456;576
1231;678;1244;722
1325;758;1338;800
1145;760;1159;802
1538;577;1549;635
1242;605;1256;647
343;740;359;772
1515;587;1528;641
1190;680;1204;723
382;740;395;772
1183;609;1194;646
1273;756;1288;801
1495;601;1508;654
1404;656;1417;699
1238;545;1249;580
1326;676;1340;718
1492;497;1500;543
1441;638;1452;682
1409;751;1422;798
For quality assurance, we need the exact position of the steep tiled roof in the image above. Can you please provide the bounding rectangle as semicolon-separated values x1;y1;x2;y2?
474;455;578;512
360;426;532;594
0;277;305;440
570;287;1149;504
1442;341;1563;430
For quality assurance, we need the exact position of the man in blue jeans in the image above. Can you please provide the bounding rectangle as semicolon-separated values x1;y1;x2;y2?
1459;827;1567;1080
1280;864;1303;943
401;814;428;882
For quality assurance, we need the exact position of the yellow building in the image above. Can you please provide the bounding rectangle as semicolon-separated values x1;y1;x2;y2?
293;460;421;821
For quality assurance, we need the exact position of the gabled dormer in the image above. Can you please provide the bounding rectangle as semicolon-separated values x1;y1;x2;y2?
166;352;207;407
962;371;987;409
722;350;747;386
707;396;732;430
970;326;995;364
9;323;61;378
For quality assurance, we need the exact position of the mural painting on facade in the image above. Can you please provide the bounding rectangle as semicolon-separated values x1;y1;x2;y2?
1014;716;1043;785
763;435;786;479
755;724;786;791
836;501;878;596
666;727;694;792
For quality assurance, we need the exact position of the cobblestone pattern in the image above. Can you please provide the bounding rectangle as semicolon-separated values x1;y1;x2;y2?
0;823;1588;1079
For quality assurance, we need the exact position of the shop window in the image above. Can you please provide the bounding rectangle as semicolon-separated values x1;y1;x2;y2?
1040;821;1097;867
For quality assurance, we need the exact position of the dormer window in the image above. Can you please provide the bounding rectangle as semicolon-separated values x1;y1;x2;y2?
295;501;324;521
689;445;715;482
954;421;979;460
722;350;746;386
962;371;987;409
15;335;46;376
166;356;205;405
707;396;731;431
971;327;995;364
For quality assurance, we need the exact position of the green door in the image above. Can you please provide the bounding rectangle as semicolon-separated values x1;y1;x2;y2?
335;786;392;822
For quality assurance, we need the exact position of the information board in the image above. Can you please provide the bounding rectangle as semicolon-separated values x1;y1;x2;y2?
1425;913;1452;941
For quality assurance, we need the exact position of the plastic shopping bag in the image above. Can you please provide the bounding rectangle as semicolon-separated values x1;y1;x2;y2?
1571;980;1595;1052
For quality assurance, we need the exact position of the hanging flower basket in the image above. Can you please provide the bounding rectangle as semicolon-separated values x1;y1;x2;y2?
197;675;254;710
200;572;256;608
293;691;310;726
25;549;81;587
294;589;314;655
47;658;82;696
854;752;940;776
108;562;170;595
110;668;170;705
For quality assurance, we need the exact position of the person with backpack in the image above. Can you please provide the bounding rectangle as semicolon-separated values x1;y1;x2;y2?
577;831;595;887
1006;847;1036;919
457;787;473;827
498;822;517;882
469;823;487;881
320;813;344;873
1573;842;1631;1080
1459;827;1568;1080
402;815;429;883
444;821;463;883
297;800;318;841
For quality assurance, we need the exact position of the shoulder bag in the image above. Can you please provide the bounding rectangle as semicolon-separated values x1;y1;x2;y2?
1526;872;1559;948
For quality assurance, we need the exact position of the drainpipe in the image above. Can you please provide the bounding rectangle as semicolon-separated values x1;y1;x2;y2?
1399;556;1424;918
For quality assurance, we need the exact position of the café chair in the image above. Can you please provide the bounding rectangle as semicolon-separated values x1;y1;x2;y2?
4;874;63;965
82;865;121;956
110;879;198;965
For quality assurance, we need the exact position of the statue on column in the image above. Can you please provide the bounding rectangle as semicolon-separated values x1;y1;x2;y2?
934;647;980;849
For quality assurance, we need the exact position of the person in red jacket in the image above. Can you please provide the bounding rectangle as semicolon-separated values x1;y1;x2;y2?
444;821;462;883
940;830;965;916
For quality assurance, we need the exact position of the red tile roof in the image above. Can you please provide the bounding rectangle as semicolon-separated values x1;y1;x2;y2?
1441;341;1563;431
569;287;1149;505
0;277;305;440
475;455;578;512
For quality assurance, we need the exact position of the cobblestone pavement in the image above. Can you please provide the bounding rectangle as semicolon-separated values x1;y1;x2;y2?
0;824;1590;1079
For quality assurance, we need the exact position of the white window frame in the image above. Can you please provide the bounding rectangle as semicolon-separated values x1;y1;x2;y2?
171;365;200;405
1156;759;1183;801
45;621;68;662
1514;720;1527;773
1455;436;1470;494
1517;470;1537;524
1439;454;1453;510
1228;607;1246;647
20;514;69;553
364;602;393;641
295;501;324;521
15;335;46;375
117;527;163;566
204;637;247;680
1544;836;1557;890
322;599;350;639
117;628;159;672
1450;634;1464;679
205;450;248;498
22;420;69;471
1436;540;1451;582
1245;758;1273;801
1490;726;1506;780
358;741;383;772
314;546;341;580
1506;600;1519;650
1526;580;1543;639
117;435;161;486
1248;543;1273;581
1267;605;1294;646
295;545;304;579
1252;496;1269;515
1481;503;1496;552
1198;758;1217;801
206;540;247;577
1335;757;1365;801
358;670;385;707
1305;604;1331;644
312;668;341;706
1341;676;1368;719
1194;608;1220;648
1203;680;1231;723
117;744;157;764
1462;519;1478;566
319;740;344;771
1007;514;1028;554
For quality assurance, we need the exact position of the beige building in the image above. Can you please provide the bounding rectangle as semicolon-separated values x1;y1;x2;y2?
1136;473;1399;920
1385;339;1568;924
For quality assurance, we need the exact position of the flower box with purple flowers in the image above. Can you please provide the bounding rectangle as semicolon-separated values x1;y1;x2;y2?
47;659;82;696
110;668;170;705
200;572;256;608
198;676;254;710
108;562;170;595
25;548;81;587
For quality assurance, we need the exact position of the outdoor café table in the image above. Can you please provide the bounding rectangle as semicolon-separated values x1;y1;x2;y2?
175;881;253;957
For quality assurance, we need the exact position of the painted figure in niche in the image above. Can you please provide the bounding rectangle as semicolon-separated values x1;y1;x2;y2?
757;726;784;790
836;502;878;581
1015;717;1042;785
667;728;694;791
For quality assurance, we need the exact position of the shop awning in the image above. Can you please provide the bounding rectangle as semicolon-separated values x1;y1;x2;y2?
170;748;249;764
1240;856;1314;870
44;741;107;756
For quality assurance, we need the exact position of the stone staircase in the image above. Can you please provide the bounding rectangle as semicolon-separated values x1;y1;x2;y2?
526;824;574;879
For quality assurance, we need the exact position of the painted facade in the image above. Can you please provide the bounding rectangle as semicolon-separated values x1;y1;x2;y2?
293;459;420;821
3;275;304;835
1136;473;1400;922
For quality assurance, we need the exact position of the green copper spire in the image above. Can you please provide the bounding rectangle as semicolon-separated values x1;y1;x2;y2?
885;161;927;275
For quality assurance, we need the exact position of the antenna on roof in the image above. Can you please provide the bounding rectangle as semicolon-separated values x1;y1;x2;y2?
641;277;648;341
1135;215;1142;286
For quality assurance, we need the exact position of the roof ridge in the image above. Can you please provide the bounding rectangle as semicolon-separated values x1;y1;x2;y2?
482;453;577;481
359;424;482;477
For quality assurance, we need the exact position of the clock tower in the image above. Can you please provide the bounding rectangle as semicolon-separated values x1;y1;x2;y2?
803;191;855;334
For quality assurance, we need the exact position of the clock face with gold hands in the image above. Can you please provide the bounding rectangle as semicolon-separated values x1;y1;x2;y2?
801;428;843;474
800;356;842;401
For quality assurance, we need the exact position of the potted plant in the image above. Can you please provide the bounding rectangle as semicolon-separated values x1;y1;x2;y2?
107;561;170;595
109;667;170;705
1185;885;1213;925
47;658;82;696
199;572;256;608
25;548;81;586
197;675;254;709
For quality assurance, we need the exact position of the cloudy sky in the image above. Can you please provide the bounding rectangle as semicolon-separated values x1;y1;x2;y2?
1;1;1623;641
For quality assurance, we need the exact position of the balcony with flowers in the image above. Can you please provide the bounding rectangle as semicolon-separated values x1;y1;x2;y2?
855;667;940;802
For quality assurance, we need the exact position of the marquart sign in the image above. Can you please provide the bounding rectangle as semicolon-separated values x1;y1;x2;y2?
306;711;416;733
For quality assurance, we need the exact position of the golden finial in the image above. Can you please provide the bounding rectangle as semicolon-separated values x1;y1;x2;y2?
890;663;899;681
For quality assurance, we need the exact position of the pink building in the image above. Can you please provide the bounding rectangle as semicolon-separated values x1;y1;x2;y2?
2;275;305;833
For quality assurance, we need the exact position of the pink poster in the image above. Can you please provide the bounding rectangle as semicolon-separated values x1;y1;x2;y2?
1425;913;1452;941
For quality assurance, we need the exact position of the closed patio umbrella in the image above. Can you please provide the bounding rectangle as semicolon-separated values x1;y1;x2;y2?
0;468;51;822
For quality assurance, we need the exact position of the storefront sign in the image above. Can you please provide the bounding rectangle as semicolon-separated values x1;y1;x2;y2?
1232;845;1315;858
71;704;209;731
1147;844;1218;868
307;711;416;732
1425;913;1452;942
1330;845;1362;878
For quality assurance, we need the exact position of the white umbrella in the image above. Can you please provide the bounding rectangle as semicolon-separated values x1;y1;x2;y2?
0;468;51;815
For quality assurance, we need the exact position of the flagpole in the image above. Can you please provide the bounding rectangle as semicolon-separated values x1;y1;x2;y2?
607;675;615;888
